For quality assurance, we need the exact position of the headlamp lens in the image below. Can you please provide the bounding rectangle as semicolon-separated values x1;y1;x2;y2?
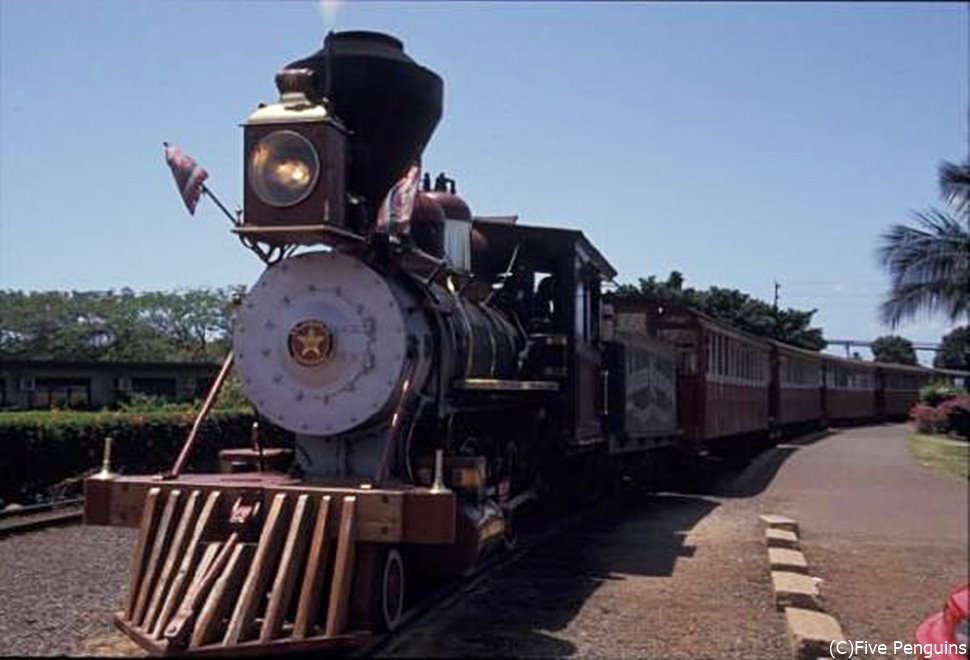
249;130;319;207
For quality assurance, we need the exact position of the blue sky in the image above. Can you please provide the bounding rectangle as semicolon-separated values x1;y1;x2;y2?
1;1;966;362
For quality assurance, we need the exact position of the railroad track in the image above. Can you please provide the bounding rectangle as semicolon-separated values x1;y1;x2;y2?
351;503;593;658
0;498;85;539
352;443;802;657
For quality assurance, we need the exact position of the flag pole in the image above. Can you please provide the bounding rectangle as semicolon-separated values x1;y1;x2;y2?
201;184;240;227
163;141;276;264
162;141;239;227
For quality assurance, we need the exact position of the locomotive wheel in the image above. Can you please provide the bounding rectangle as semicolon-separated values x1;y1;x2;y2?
379;547;406;632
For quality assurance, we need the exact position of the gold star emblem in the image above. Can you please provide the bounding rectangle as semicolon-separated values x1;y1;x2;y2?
289;319;332;367
296;326;325;358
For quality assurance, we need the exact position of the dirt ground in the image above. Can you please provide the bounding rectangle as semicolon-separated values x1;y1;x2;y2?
381;493;790;659
756;424;969;660
0;525;136;656
1;424;964;658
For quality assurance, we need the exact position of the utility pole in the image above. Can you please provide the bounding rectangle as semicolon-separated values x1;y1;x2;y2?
771;281;781;341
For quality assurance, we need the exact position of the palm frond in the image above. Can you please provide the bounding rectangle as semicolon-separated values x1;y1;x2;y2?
880;278;970;327
939;161;970;216
878;207;970;327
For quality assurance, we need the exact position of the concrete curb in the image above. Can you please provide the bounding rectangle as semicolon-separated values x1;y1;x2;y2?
760;514;848;660
766;528;799;549
771;571;822;610
768;547;810;574
760;513;799;535
784;607;847;660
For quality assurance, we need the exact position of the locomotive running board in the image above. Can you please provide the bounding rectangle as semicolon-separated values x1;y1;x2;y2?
113;487;371;656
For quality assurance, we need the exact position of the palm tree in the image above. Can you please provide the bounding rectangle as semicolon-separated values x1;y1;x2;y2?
878;161;970;327
939;160;970;214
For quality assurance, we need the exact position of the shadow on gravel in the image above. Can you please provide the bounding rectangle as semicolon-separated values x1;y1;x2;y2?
385;494;719;657
673;429;837;500
385;430;845;657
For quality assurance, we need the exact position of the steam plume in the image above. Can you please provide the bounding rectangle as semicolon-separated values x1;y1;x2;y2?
318;0;340;31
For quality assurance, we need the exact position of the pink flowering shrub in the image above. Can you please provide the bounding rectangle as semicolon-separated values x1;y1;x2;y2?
910;395;970;439
938;396;970;440
910;403;948;434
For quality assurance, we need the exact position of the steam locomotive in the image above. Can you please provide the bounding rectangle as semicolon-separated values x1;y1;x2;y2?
83;30;941;656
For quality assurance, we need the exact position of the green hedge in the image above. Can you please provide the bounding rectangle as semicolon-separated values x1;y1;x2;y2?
0;410;293;504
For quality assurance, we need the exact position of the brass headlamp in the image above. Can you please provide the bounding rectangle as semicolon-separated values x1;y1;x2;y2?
239;68;347;242
248;130;320;208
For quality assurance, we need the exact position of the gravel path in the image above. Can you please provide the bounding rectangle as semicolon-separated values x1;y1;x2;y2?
382;494;790;659
0;524;137;656
3;424;962;658
1;468;792;658
757;424;969;660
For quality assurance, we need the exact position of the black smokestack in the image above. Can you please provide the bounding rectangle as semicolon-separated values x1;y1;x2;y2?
283;31;443;226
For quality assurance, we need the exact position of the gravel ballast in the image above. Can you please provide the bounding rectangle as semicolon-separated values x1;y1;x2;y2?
1;424;961;658
0;525;136;656
383;495;791;659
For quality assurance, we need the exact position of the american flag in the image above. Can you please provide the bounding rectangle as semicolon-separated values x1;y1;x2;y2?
376;160;421;234
163;143;209;215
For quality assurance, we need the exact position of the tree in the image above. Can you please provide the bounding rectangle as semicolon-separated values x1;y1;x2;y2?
613;271;826;350
871;335;918;365
139;290;233;361
878;161;970;327
940;161;970;214
934;326;970;370
0;288;237;362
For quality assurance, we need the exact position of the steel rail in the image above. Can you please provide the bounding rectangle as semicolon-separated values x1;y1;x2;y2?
0;506;84;539
0;497;85;520
350;504;593;658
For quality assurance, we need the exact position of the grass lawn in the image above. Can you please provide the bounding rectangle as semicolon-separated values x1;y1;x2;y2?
905;433;970;480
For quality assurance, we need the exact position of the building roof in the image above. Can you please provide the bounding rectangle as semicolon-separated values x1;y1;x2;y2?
933;367;970;378
610;297;774;349
768;339;825;361
0;359;220;371
873;361;936;375
819;352;879;371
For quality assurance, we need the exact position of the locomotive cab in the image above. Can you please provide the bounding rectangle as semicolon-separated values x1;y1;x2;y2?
471;220;616;445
